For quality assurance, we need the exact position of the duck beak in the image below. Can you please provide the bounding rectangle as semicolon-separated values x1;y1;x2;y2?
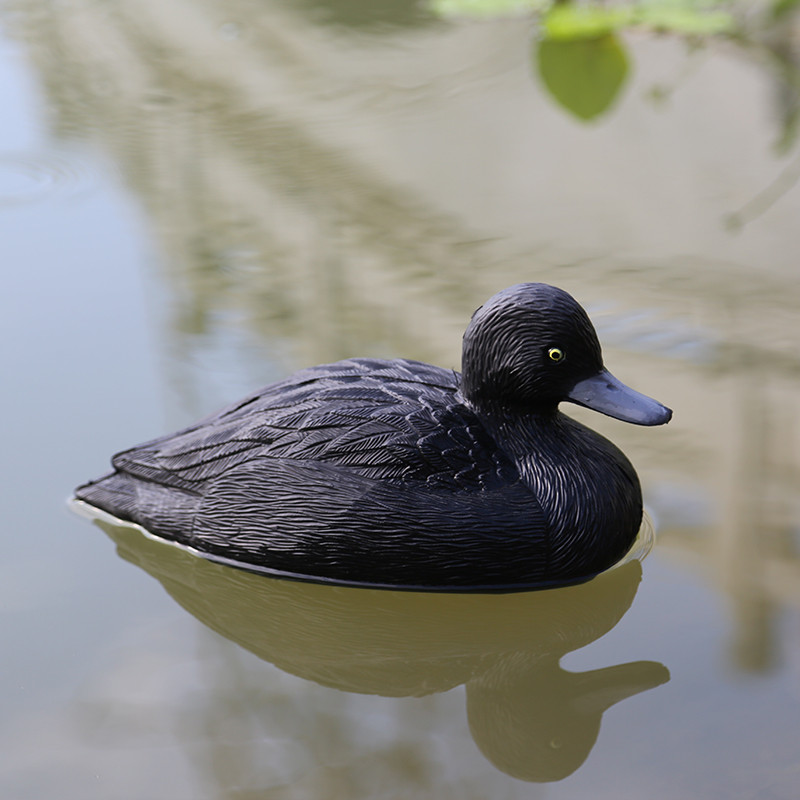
566;369;672;426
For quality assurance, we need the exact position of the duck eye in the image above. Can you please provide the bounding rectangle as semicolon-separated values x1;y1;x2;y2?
548;347;565;363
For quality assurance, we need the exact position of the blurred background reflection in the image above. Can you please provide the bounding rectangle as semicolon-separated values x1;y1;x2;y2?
2;0;800;797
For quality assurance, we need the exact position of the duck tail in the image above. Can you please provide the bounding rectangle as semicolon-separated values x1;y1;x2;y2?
75;472;137;517
74;472;199;543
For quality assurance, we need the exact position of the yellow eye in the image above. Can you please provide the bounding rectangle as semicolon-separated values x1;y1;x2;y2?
548;347;565;363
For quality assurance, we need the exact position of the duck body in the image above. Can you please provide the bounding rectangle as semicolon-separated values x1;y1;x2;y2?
76;284;671;591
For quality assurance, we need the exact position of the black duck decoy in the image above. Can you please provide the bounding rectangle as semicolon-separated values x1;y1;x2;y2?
74;283;671;591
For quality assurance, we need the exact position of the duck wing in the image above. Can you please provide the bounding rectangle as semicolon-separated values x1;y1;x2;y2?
78;357;518;508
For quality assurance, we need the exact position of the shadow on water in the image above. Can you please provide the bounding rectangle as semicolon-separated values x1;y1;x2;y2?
96;517;668;783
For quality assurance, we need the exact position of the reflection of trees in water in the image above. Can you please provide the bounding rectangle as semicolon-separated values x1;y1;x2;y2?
657;328;800;674
13;0;800;354
276;0;435;31
14;0;491;374
13;0;800;685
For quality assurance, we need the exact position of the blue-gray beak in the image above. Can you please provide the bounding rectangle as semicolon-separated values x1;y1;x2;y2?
566;369;672;426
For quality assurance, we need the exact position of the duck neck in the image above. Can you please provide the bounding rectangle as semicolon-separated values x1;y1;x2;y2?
460;395;573;483
465;401;567;469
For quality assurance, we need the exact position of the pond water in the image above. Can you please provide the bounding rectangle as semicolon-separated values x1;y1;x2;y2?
3;1;800;797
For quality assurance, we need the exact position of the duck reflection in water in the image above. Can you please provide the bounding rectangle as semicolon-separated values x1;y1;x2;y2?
92;517;669;783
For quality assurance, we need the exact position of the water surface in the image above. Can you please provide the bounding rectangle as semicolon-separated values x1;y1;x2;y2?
2;1;800;797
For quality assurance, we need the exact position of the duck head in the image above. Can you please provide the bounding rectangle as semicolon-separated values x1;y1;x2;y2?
461;283;672;425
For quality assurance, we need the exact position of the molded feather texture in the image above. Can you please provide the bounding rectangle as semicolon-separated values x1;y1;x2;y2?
461;284;603;411
100;359;515;493
185;459;551;588
475;410;643;578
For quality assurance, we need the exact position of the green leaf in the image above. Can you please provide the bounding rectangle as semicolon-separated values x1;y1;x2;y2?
536;34;630;121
